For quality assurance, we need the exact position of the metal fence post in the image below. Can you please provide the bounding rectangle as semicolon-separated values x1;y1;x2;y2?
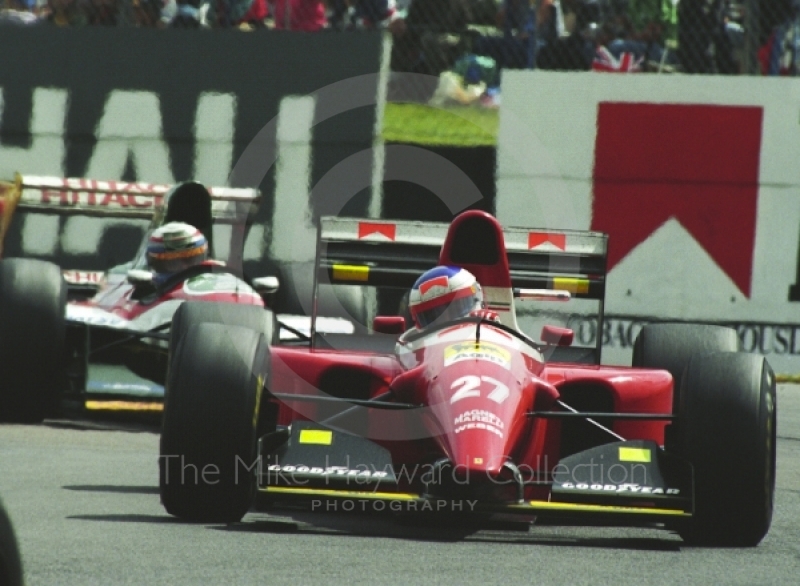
743;0;761;74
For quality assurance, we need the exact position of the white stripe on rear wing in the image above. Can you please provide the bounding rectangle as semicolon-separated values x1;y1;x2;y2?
321;217;450;247
320;217;606;256
502;225;606;256
13;174;260;220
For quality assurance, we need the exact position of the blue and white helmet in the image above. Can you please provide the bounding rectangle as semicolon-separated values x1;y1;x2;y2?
146;222;208;278
408;266;483;328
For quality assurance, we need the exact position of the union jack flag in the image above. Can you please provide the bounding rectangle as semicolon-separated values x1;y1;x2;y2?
592;47;643;73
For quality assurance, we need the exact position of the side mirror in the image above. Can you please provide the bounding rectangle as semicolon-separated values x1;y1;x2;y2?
252;276;280;295
373;316;406;335
127;269;154;286
541;325;574;347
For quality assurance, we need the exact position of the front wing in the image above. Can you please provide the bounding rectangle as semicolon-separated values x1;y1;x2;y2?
256;422;693;527
259;486;690;524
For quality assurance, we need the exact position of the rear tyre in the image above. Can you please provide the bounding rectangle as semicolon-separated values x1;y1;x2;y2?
632;323;740;409
677;352;776;546
0;259;66;423
160;323;269;522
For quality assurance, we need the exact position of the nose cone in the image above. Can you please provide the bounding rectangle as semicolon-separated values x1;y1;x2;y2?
449;444;507;479
448;407;510;477
427;367;528;481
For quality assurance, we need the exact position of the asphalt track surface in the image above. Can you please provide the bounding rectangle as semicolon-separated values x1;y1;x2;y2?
1;387;798;586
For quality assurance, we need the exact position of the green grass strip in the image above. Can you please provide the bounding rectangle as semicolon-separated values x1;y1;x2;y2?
777;374;800;384
382;102;498;147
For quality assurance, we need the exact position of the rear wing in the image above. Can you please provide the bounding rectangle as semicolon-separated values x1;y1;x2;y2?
317;217;607;297
314;216;609;361
6;174;260;222
0;173;262;276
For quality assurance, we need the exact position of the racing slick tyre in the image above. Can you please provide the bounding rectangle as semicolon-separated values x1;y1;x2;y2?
0;258;66;423
160;323;269;522
0;497;23;586
168;302;278;435
632;323;740;409
675;351;776;546
170;301;277;359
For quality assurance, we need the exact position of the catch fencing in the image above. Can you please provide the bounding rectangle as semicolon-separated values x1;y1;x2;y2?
4;1;796;76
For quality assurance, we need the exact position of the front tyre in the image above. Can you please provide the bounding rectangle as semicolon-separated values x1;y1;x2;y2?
169;301;277;356
167;301;278;436
676;352;776;546
160;323;269;522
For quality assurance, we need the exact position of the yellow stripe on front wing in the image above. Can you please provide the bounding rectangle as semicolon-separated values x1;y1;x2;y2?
512;500;689;516
261;486;418;500
260;488;689;516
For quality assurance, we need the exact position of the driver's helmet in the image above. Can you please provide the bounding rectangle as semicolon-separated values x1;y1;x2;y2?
408;265;483;329
146;221;208;282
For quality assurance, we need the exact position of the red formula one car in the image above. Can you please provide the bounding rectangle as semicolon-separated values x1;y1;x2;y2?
160;210;776;546
0;175;277;423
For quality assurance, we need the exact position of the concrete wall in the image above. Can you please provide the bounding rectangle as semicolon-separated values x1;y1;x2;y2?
0;27;382;316
497;71;800;371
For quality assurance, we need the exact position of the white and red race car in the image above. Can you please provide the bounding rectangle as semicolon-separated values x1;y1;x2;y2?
0;175;281;422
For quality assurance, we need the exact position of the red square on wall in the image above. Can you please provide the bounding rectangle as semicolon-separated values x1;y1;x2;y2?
591;102;763;296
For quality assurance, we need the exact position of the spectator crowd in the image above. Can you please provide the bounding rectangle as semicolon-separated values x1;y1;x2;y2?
1;0;799;77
